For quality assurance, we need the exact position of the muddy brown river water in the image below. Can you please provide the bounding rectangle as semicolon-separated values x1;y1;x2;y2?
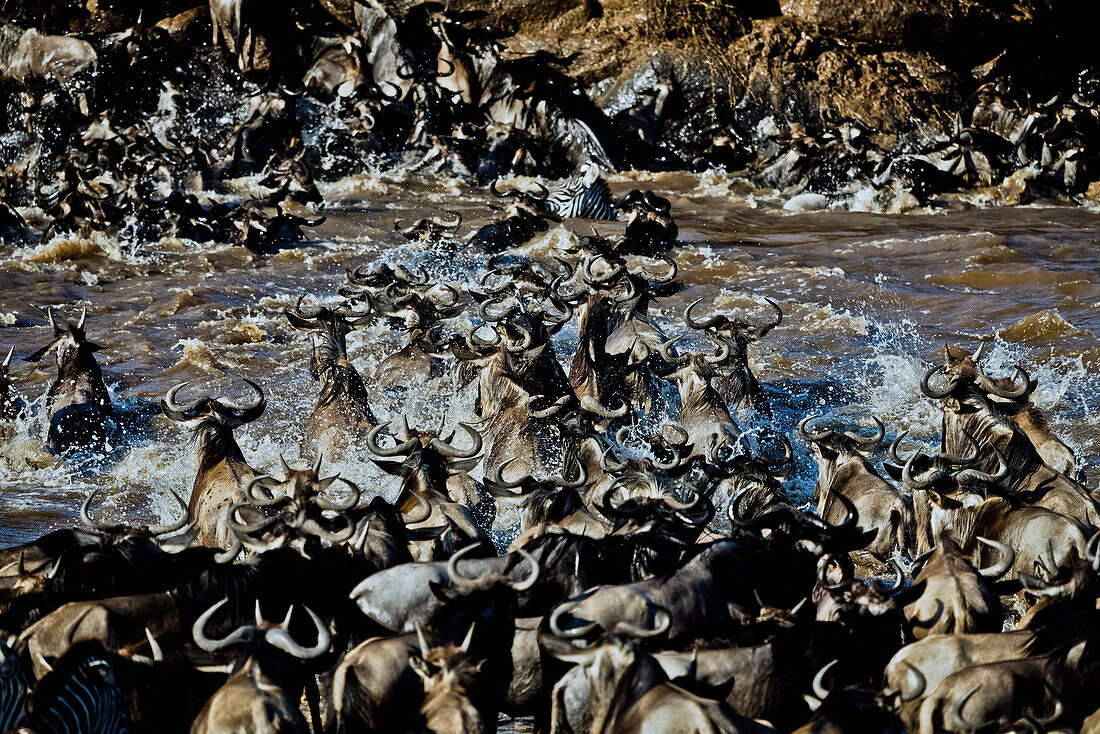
1;171;1099;560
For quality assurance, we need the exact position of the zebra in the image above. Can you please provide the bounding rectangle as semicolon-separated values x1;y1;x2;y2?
19;643;130;734
543;163;618;221
1;636;31;731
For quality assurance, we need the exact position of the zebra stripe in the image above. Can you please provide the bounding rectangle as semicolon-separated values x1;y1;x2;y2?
1;638;30;731
29;656;129;734
545;176;616;221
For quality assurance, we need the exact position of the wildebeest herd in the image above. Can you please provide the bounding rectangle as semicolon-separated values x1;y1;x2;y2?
3;0;1100;255
2;188;1099;734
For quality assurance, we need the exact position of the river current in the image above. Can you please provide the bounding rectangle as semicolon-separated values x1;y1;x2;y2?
1;171;1098;554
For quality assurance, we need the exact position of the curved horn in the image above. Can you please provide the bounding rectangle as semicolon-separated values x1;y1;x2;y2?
976;364;1033;400
965;443;1009;485
314;477;360;513
636;255;677;284
509;546;540;591
446;543;483;587
651;442;681;471
883;558;908;593
525;393;571;420
898;662;927;703
265;605;331;659
244;476;284;506
2;345;13;369
429;422;482;459
797;415;834;443
582;254;625;285
902;451;946;490
684;299;722;330
951;685;981;734
302;517;356;544
401;491;433;525
192;599;255;653
148;490;190;535
367;422;419;457
163;381;204;416
505;323;534;353
976;536;1015;580
812;659;838;701
600;444;627;472
220;379;266;419
550;460;588;489
81;488;115;531
921;365;961;400
489;458;528;490
703;334;731;364
548;603;599;638
842;417;885;450
580;394;629;419
657;335;691;366
614;606;671;638
937;429;981;466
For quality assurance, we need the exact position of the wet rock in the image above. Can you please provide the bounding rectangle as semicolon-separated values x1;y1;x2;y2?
780;0;953;49
725;18;961;135
445;0;596;34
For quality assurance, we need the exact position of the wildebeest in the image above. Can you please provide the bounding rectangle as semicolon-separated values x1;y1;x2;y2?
160;380;267;554
683;297;782;415
897;532;1013;639
285;300;376;456
0;23;97;85
799;415;913;559
190;598;330;734
23;307;114;454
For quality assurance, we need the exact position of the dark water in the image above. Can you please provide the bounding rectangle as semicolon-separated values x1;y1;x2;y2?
1;170;1099;551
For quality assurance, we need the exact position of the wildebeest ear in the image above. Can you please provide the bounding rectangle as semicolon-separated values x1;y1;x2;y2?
409;656;432;681
428;581;452;601
883;463;903;482
927;490;944;507
22;340;58;363
84;341;105;352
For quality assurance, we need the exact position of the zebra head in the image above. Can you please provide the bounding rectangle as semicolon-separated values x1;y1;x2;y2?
23;641;130;734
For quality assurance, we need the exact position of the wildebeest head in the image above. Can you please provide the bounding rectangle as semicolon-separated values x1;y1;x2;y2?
19;640;128;734
729;485;869;556
1018;530;1100;601
285;298;372;380
799;415;885;464
393;211;462;243
79;487;194;552
484;457;592;531
192;597;330;672
225;455;361;555
367;418;483;491
800;659;908;734
409;623;488;734
815;554;905;621
160;379;266;429
619;190;677;254
23;306;104;371
922;344;1035;404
